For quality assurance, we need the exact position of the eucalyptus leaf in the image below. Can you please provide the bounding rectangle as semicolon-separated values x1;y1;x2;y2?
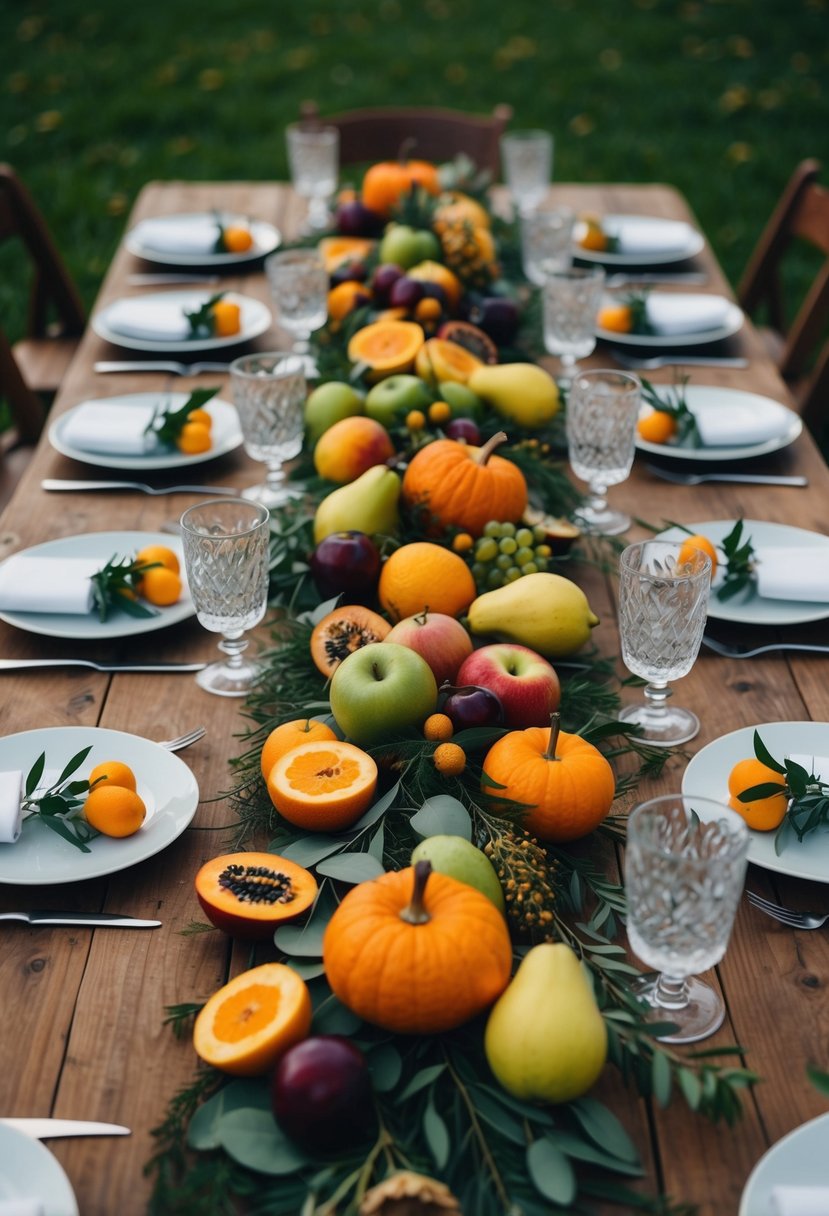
473;1083;554;1127
398;1064;446;1101
423;1096;450;1169
678;1067;703;1110
312;995;362;1036
367;1044;402;1093
279;835;344;867
282;960;326;981
526;1136;577;1205
410;795;471;840
570;1097;640;1163
274;883;338;958
367;822;385;861
651;1048;672;1107
347;780;401;833
316;852;385;883
187;1079;271;1150
468;1086;526;1145
554;1130;645;1176
218;1108;308;1175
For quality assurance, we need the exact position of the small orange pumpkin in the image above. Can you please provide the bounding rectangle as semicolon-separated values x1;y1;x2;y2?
482;713;615;842
402;431;528;537
322;861;512;1034
362;159;441;218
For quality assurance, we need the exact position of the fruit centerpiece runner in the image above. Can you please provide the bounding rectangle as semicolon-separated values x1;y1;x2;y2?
149;162;755;1215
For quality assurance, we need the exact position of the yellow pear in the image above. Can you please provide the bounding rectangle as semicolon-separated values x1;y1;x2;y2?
484;942;607;1103
467;573;599;658
467;363;560;427
313;466;401;544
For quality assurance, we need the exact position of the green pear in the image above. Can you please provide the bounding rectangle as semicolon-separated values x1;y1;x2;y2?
467;573;599;658
411;835;506;914
314;466;401;544
437;380;485;421
484;942;607;1103
305;381;365;445
467;363;560;427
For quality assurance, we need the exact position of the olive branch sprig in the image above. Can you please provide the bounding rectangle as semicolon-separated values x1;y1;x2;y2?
145;387;218;448
90;554;161;622
183;292;226;339
640;375;701;448
737;728;829;850
21;745;101;852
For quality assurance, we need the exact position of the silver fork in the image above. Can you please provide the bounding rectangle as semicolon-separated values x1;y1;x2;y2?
159;726;206;752
746;890;829;930
702;636;829;658
42;479;235;496
605;272;708;288
612;352;749;370
645;465;808;487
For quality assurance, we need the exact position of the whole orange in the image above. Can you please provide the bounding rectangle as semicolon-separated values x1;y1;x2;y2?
84;785;147;837
88;760;137;792
135;545;180;575
727;758;788;831
378;542;477;622
141;567;183;606
637;410;677;445
678;534;718;578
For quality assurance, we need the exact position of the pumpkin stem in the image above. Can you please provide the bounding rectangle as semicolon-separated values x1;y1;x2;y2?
474;431;508;466
400;860;432;925
544;712;562;761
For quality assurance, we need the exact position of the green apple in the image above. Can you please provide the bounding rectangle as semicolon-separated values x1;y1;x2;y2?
330;642;438;745
365;375;432;428
379;224;441;270
437;380;485;422
305;381;365;445
411;835;506;914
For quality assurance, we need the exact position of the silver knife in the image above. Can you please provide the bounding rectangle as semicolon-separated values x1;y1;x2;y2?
0;910;161;927
0;658;207;673
1;1118;131;1138
93;360;231;374
127;273;222;286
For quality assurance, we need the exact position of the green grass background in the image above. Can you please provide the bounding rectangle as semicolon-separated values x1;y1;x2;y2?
1;0;827;334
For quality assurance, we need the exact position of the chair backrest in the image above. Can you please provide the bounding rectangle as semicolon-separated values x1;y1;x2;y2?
0;163;85;340
737;159;829;380
298;103;513;178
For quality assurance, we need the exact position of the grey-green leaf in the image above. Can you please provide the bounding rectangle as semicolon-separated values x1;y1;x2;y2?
410;795;471;840
398;1064;446;1101
570;1097;640;1163
279;835;344;867
651;1049;672;1107
218;1108;308;1175
312;995;362;1036
347;780;401;832
423;1097;450;1169
316;852;385;883
368;1044;402;1092
526;1137;577;1205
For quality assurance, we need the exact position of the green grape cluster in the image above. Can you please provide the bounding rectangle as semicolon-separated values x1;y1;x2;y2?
469;520;554;592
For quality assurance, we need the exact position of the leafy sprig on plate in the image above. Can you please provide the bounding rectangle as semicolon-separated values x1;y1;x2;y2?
90;555;161;622
738;729;829;850
21;746;101;852
184;293;226;339
640;375;701;448
145;387;218;449
715;519;756;601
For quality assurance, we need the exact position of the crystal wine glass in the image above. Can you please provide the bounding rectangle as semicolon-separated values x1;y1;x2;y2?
265;249;328;376
285;122;339;232
520;206;575;286
618;540;712;746
500;129;554;217
542;266;605;385
565;368;641;535
229;352;306;510
180;498;271;697
625;794;749;1043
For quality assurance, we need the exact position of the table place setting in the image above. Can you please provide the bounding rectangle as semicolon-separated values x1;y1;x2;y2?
597;290;744;347
125;211;281;266
0;1122;79;1216
636;383;802;461
575;213;706;264
91;289;272;353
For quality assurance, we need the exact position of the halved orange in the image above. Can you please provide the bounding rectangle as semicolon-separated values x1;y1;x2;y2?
267;740;378;832
193;963;312;1076
260;718;338;781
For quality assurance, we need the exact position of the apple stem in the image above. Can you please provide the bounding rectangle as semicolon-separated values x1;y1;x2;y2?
371;661;384;682
474;431;508;466
545;712;562;761
400;860;432;925
415;607;430;625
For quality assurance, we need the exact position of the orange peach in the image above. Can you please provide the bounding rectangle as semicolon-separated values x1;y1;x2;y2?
313;415;396;484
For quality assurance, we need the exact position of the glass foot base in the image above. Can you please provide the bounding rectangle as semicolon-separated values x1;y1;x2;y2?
242;482;304;511
617;702;700;747
196;658;265;697
631;974;724;1044
574;506;631;536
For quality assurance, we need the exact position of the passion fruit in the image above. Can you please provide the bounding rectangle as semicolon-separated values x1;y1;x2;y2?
438;320;498;365
310;605;392;677
195;852;318;940
522;507;582;556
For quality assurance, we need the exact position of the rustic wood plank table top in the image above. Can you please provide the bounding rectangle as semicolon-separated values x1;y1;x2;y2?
1;180;827;1216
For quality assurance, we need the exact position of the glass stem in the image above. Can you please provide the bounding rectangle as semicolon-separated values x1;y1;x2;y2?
654;972;690;1010
293;335;311;355
644;681;672;720
307;196;330;230
559;353;576;388
587;478;609;514
265;460;286;492
219;634;248;670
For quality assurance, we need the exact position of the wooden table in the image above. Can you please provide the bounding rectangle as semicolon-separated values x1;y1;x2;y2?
2;181;828;1216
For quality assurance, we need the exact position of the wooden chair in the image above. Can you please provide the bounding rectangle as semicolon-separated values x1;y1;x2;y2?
297;102;513;177
0;163;86;444
737;159;829;405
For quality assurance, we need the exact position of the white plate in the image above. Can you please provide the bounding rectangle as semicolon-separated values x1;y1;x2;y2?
655;520;829;626
0;726;199;885
92;290;272;353
125;212;281;266
596;292;744;347
0;531;194;640
683;721;829;884
575;214;705;265
0;1123;79;1214
739;1111;829;1215
636;386;802;462
49;392;243;471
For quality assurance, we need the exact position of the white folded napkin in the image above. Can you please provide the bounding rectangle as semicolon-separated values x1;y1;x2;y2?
693;403;789;447
754;548;829;602
0;1200;45;1216
104;298;194;342
61;402;157;456
645;294;732;336
613;218;692;256
0;555;100;614
138;215;223;255
0;770;24;844
771;1185;829;1216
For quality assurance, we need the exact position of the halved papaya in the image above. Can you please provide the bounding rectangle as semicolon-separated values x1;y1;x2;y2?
318;236;375;272
414;337;485;386
310;605;391;677
347;320;425;380
195;852;318;940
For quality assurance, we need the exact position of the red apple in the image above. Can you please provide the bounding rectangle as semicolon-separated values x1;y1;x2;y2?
456;644;560;729
384;609;473;687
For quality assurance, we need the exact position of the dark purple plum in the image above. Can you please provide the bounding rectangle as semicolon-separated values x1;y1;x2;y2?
329;261;368;287
445;418;481;445
335;199;385;237
371;263;405;305
441;683;505;729
309;531;381;604
389;276;425;310
271;1035;374;1151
